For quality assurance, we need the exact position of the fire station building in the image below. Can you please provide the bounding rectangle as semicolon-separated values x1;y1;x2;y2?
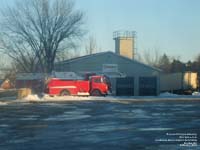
55;31;161;96
54;51;161;96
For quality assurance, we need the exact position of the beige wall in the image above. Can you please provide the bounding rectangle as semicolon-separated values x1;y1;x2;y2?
183;72;198;89
115;37;134;59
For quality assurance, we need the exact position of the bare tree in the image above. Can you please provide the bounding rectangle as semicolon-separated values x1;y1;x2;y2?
134;52;143;62
142;48;161;67
56;48;81;62
0;55;6;70
0;0;85;73
195;54;200;64
85;36;98;55
0;53;14;82
55;41;79;61
158;53;172;73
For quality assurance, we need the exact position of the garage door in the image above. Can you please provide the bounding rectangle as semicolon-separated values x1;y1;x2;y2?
116;77;134;96
139;77;157;96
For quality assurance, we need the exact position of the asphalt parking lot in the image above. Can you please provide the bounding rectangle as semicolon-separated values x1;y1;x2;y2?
0;99;200;150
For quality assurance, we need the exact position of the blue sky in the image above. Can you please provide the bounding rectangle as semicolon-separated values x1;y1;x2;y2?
76;0;200;62
1;0;200;62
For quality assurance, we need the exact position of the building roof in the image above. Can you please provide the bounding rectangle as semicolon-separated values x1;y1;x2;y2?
16;73;46;80
56;51;161;72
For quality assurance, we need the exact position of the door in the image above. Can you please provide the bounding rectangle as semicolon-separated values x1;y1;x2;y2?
116;77;134;96
139;77;157;96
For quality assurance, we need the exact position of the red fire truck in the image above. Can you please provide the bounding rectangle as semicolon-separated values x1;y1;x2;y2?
45;75;111;96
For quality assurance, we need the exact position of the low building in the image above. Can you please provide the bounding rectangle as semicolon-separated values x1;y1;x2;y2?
55;51;161;96
16;73;46;93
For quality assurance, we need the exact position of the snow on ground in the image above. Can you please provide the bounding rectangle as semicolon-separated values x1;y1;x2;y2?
21;94;95;102
20;94;113;102
17;92;200;102
0;92;200;103
192;91;200;96
23;94;41;101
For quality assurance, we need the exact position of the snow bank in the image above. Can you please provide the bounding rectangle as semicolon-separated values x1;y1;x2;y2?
21;94;94;102
159;92;200;98
43;95;92;101
0;101;8;105
23;94;41;101
159;92;179;97
192;91;200;96
21;94;132;102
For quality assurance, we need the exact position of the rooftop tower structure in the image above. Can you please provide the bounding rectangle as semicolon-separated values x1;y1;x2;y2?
113;31;136;59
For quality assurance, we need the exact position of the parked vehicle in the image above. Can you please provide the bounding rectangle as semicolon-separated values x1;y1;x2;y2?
45;75;111;96
160;72;198;95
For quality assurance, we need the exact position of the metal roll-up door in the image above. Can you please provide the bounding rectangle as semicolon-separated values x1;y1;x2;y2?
116;77;134;96
139;77;157;96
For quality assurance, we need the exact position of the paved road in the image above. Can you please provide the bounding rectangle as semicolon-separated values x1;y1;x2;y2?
0;100;200;150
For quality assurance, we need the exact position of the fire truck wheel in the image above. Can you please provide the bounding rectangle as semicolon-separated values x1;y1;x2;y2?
60;90;70;96
91;90;102;96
